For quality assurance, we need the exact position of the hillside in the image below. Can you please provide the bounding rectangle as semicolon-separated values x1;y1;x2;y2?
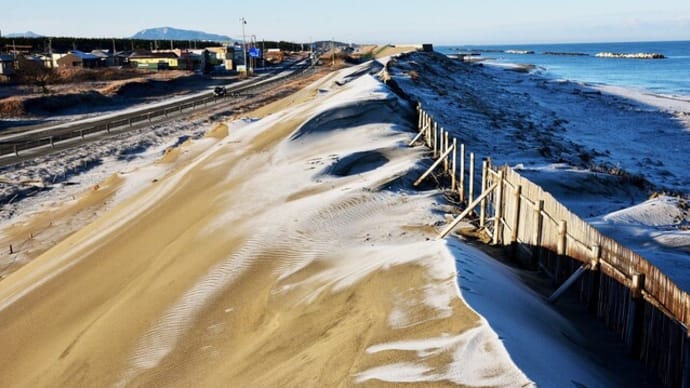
4;31;44;38
132;27;232;42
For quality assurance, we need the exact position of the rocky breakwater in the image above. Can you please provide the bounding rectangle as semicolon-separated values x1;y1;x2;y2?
596;52;666;59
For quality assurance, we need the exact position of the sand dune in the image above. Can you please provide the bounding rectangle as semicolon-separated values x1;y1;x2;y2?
0;64;529;386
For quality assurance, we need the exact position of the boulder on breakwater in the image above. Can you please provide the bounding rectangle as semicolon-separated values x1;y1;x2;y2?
595;52;666;59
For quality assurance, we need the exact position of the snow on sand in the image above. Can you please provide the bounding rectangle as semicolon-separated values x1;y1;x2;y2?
0;63;532;387
388;51;690;291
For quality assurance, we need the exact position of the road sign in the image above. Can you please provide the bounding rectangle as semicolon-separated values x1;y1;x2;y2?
249;47;262;58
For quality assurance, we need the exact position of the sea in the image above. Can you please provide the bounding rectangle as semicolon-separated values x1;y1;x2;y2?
437;41;690;97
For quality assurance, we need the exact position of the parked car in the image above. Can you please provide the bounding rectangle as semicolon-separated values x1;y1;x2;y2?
213;86;227;97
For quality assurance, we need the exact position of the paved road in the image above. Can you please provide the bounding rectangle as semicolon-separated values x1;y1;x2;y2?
0;58;315;166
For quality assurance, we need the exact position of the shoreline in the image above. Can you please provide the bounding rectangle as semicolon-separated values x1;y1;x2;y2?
439;40;690;97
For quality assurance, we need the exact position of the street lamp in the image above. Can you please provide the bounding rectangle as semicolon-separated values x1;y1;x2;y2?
239;17;247;76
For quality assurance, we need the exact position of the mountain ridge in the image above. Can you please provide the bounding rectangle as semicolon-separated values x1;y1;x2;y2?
131;27;232;42
5;31;44;38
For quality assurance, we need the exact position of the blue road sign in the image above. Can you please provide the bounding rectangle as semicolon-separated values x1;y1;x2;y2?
249;48;262;58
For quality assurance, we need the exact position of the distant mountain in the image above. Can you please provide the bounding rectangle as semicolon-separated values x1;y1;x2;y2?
131;27;232;42
5;31;44;38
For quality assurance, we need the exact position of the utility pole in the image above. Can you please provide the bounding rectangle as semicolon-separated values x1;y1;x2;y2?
331;38;335;67
239;17;248;76
250;34;256;74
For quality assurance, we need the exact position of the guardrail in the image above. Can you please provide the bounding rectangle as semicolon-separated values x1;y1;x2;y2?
0;61;315;161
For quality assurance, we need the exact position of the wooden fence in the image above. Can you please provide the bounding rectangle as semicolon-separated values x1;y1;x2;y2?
414;104;690;387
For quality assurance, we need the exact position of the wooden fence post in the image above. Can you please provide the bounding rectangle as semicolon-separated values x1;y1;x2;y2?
588;245;601;314
106;122;111;133
50;136;54;149
480;160;488;228
451;138;457;191
555;220;567;284
459;143;465;203
683;332;690;388
433;122;438;158
469;153;475;205
511;185;522;245
14;144;19;158
531;200;544;269
492;170;504;246
625;274;645;356
417;105;422;130
444;131;449;173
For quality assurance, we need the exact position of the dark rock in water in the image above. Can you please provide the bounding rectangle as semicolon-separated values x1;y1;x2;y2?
543;51;589;57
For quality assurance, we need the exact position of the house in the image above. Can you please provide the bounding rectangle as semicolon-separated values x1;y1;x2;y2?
129;50;179;70
56;50;102;68
90;50;115;67
205;46;235;70
0;54;15;75
114;51;131;67
50;53;67;68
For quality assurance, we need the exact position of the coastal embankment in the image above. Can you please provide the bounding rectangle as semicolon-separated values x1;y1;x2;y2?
0;50;680;387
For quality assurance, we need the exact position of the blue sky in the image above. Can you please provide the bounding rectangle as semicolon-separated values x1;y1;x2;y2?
3;0;689;44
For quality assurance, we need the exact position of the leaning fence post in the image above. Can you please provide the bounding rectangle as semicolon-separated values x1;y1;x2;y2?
479;160;488;228
492;170;504;245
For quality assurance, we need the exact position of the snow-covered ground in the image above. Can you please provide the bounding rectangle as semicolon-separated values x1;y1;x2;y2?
388;51;690;291
0;59;659;386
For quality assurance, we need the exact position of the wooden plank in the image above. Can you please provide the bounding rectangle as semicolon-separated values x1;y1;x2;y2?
437;182;498;239
413;144;455;187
